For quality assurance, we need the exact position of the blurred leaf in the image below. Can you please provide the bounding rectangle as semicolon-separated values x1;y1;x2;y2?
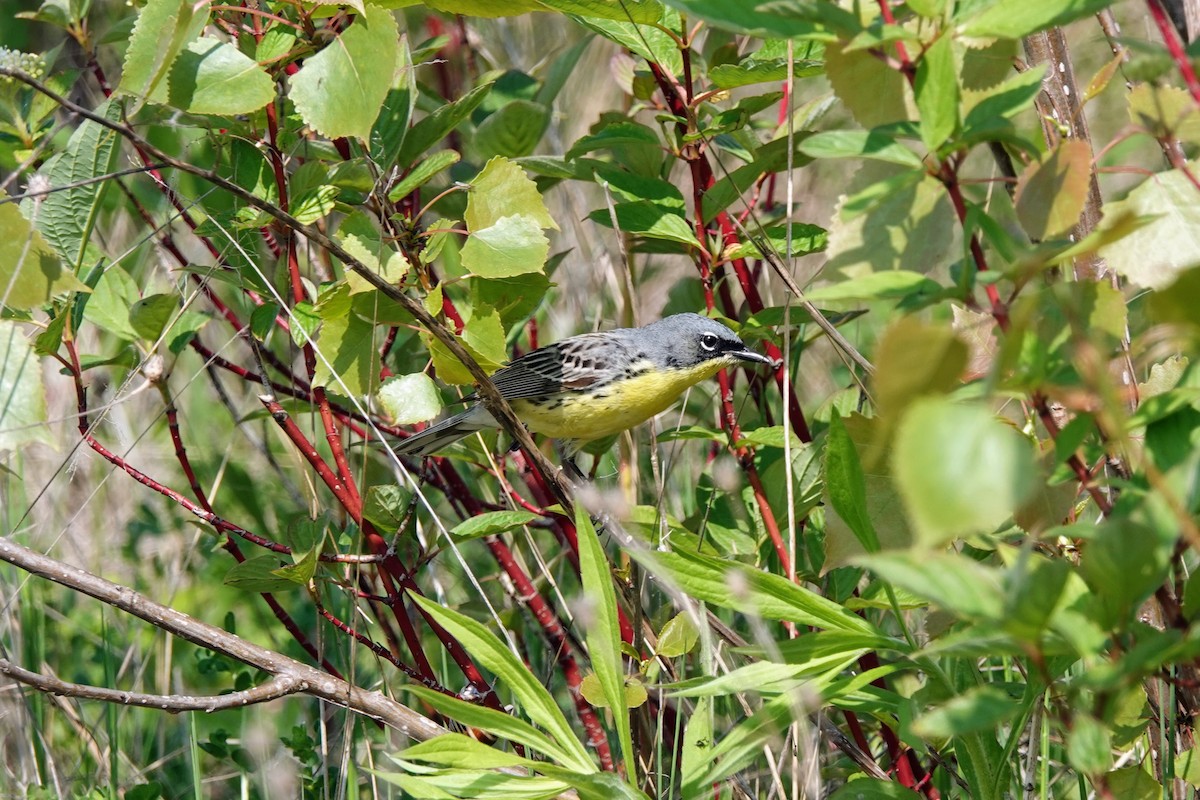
1078;518;1175;629
461;214;550;277
914;34;959;151
1098;169;1200;289
377;373;442;425
450;510;539;541
1066;713;1111;775
1002;554;1069;640
825;40;910;129
803;271;942;303
655;0;846;37
893;398;1037;545
83;266;139;340
0;321;54;451
1104;767;1162;800
1014;140;1092;240
1128;83;1200;144
912;685;1018;738
409;593;596;774
167;37;273;114
828;779;923;799
289;4;399;141
534;0;661;22
857;552;1004;619
874;318;966;418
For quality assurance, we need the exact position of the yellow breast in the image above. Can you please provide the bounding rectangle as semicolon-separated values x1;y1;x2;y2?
510;359;728;441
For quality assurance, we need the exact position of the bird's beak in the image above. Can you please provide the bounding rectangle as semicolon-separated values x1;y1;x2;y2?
731;347;775;367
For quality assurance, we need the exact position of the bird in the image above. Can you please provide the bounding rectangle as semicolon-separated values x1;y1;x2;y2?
393;313;774;457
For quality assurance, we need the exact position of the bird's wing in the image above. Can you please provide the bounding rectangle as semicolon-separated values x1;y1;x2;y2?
481;333;632;400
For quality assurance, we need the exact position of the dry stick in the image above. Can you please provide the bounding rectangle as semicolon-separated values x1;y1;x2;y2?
0;537;447;740
0;69;575;518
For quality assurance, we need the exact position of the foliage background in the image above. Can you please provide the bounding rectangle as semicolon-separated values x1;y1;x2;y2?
1;0;1200;798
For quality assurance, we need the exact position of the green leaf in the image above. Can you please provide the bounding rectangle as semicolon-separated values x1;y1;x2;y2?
473;99;550;159
1105;767;1162;800
409;594;597;774
386;150;461;202
1014;140;1092;240
874;317;967;418
449;510;540;541
400;733;533;770
129;293;178;341
1078;518;1175;629
803;270;942;304
828;779;923;799
289;3;398;141
534;0;662;23
313;312;380;397
963;65;1047;133
892;397;1037;545
825;41;910;129
0;194;85;311
575;507;634;772
587;201;700;247
83;266;140;340
402;684;583;768
0;321;54;450
423;308;506;385
630;546;878;634
912;685;1019;738
799;128;922;167
460;214;550;277
962;0;1114;38
590;162;685;210
654;0;843;37
466;156;557;232
914;34;959;151
1097;169;1200;290
377;373;442;426
656;612;699;658
577;11;683;77
118;0;207;106
397;79;494;167
22;101;121;271
223;555;298;592
337;212;410;293
1066;713;1111;775
855;552;1004;620
566;121;661;160
709;58;822;89
825;411;878;552
167;37;274;114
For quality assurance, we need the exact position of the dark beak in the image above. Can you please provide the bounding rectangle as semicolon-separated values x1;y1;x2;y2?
731;347;775;367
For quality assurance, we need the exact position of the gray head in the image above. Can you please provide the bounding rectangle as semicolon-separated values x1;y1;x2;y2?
638;313;773;370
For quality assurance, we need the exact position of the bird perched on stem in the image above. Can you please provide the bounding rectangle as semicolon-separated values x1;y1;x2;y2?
394;313;774;457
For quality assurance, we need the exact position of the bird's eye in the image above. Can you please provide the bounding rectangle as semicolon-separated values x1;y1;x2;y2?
700;333;719;351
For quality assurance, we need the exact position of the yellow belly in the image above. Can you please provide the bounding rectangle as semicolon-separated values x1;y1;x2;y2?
511;361;727;441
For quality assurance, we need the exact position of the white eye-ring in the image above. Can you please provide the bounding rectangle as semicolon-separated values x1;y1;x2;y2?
700;333;719;351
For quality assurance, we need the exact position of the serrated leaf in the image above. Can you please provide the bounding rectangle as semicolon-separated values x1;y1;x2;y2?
118;0;207;107
892;397;1037;545
0;321;54;451
466;156;557;231
377;373;441;425
449;510;539;541
289;4;398;141
1098;169;1200;289
460;214;550;277
167;37;274;115
1128;82;1200;145
22;102;122;271
1014;139;1092;240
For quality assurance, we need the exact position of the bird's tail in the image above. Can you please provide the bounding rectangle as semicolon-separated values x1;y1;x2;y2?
391;405;495;457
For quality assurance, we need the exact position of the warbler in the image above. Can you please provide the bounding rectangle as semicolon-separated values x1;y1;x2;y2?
394;313;773;457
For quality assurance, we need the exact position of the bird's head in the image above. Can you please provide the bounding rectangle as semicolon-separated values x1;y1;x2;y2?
647;313;774;372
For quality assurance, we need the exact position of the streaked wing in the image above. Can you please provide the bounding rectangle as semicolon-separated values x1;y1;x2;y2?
487;333;631;400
